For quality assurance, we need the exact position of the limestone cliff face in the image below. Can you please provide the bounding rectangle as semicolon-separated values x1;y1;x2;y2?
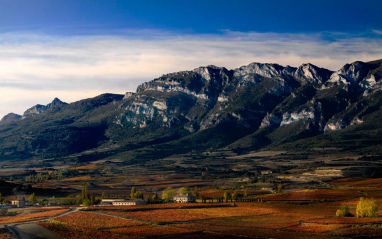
114;60;382;137
1;59;381;160
116;62;336;133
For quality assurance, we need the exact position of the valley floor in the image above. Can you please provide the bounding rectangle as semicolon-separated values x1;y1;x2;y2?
4;177;382;239
2;151;382;238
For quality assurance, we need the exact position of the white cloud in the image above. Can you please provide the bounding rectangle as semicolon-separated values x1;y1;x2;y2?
0;30;382;118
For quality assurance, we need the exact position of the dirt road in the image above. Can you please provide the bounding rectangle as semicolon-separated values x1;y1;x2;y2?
11;223;63;239
6;207;80;239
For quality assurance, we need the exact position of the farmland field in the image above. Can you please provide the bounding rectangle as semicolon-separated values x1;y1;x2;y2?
35;198;382;238
0;208;70;224
2;150;382;238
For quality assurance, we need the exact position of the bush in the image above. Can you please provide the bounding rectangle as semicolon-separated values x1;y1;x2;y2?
336;205;353;217
82;199;90;207
48;219;68;225
356;197;378;218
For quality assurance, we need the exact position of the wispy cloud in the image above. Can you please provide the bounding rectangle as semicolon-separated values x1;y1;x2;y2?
0;30;382;118
373;29;382;35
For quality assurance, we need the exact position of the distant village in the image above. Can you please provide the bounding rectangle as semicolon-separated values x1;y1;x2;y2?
1;184;264;210
1;193;196;208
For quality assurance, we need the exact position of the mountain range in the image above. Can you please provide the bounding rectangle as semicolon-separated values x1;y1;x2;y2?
1;59;382;162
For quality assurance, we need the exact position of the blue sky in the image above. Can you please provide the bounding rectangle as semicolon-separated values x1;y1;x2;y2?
2;0;382;34
0;0;382;118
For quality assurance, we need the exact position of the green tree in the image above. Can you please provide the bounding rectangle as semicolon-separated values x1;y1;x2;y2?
232;192;242;201
178;187;189;195
82;199;90;207
29;193;36;203
134;191;143;199
81;185;89;203
162;187;176;200
94;197;102;204
277;183;283;193
356;197;378;218
336;205;352;217
131;187;137;199
223;192;231;202
152;193;159;201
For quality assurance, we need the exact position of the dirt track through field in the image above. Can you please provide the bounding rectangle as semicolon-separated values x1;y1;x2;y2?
5;208;79;239
12;224;63;239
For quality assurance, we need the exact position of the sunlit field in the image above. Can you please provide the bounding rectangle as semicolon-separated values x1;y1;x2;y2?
3;176;382;238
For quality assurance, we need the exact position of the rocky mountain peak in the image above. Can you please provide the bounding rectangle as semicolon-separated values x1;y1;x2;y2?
194;65;223;71
47;97;67;108
22;98;68;119
234;62;284;78
293;63;333;85
325;61;374;88
123;92;135;99
193;65;231;85
0;113;22;124
282;65;298;75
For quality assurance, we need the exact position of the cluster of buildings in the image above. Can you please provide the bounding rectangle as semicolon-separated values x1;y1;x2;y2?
100;194;196;206
173;194;195;203
2;193;197;209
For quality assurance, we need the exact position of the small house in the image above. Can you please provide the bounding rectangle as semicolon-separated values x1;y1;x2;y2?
173;194;195;203
11;197;26;208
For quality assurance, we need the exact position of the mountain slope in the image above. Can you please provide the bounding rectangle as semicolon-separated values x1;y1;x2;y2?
0;59;381;162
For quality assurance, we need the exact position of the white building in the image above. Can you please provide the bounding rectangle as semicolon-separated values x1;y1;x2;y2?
11;198;26;208
112;199;147;206
173;194;195;203
100;198;125;206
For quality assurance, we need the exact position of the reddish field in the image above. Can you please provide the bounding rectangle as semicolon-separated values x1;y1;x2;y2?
0;208;69;224
62;175;92;181
261;189;359;201
0;230;10;239
331;178;382;187
91;203;215;211
34;200;382;239
22;177;382;238
38;222;128;239
307;216;382;225
39;210;194;239
287;224;348;233
199;189;266;198
108;225;193;237
333;224;382;237
104;204;273;223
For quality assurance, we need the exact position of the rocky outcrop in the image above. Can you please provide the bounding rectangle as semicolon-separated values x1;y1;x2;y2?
22;98;67;119
0;113;22;124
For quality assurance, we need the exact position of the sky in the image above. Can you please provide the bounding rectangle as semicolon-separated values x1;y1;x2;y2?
0;0;382;118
